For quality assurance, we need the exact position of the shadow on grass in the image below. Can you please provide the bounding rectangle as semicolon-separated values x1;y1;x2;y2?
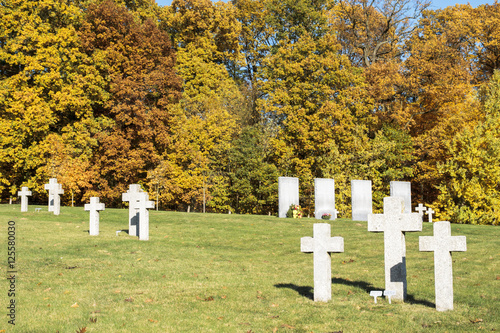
332;277;435;308
274;283;313;300
276;279;435;308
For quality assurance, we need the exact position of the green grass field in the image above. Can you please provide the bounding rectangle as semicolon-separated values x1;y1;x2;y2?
0;204;498;332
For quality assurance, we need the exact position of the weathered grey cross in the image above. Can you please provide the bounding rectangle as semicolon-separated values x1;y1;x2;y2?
301;223;344;302
18;186;32;212
84;197;105;236
44;178;64;215
415;203;427;216
426;208;435;223
368;197;422;301
136;191;155;241
419;221;466;311
122;184;144;236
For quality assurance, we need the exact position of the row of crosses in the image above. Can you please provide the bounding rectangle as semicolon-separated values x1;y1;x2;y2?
301;197;466;311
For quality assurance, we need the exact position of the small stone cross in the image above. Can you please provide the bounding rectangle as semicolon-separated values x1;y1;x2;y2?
84;197;105;236
415;203;427;216
44;178;64;215
419;221;466;311
122;184;144;236
426;208;435;223
368;197;423;301
17;187;32;212
136;191;154;241
301;223;344;302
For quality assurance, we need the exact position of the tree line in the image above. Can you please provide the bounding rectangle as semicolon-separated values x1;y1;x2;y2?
1;0;499;224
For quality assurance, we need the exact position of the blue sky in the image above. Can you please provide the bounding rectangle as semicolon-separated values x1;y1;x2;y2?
155;0;494;9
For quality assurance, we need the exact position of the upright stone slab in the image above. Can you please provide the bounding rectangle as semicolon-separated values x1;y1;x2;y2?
314;178;337;220
17;187;32;212
368;197;422;301
278;177;299;218
44;178;64;215
122;184;144;236
301;223;344;302
84;197;105;236
136;192;155;241
351;180;372;221
390;181;411;213
419;221;466;311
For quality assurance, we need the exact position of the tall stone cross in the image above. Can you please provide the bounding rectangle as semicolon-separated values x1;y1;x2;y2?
17;187;32;212
84;197;105;236
301;223;344;302
419;221;466;311
427;208;435;223
44;178;64;215
122;184;144;236
415;203;427;216
368;196;422;301
136;191;155;241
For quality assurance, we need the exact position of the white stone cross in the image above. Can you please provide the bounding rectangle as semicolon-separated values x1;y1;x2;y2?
368;196;422;301
419;221;466;311
426;208;435;223
44;178;64;215
122;184;144;236
84;197;105;236
384;290;396;304
370;290;383;303
17;187;32;212
136;191;155;241
301;223;344;302
415;203;427;216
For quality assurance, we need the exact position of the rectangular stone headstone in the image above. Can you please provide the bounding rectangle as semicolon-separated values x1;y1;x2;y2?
301;223;344;302
368;196;422;301
278;177;299;218
17;187;32;212
390;181;411;213
314;178;337;220
84;197;105;236
351;180;372;221
419;221;466;311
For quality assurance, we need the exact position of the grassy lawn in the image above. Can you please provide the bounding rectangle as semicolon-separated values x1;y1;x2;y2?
0;204;498;332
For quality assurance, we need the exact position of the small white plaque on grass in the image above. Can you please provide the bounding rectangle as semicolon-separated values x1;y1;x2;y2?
370;290;383;303
384;290;396;304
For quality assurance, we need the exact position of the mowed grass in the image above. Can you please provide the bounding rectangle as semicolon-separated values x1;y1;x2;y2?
0;204;498;332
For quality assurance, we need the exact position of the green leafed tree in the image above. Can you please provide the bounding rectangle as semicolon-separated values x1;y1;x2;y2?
434;71;500;225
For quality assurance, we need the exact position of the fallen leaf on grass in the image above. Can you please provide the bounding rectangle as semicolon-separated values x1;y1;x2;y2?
89;317;97;323
273;328;278;333
71;303;79;308
148;319;158;323
282;324;295;329
271;303;279;307
44;288;52;292
114;290;121;293
125;297;134;302
75;327;86;333
145;298;154;303
217;317;224;320
470;318;483;323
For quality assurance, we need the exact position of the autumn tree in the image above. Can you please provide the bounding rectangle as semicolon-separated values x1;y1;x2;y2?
79;0;182;205
0;0;104;202
434;71;500;225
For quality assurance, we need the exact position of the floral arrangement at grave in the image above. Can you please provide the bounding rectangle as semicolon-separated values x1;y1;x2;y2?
286;204;303;218
321;213;332;220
